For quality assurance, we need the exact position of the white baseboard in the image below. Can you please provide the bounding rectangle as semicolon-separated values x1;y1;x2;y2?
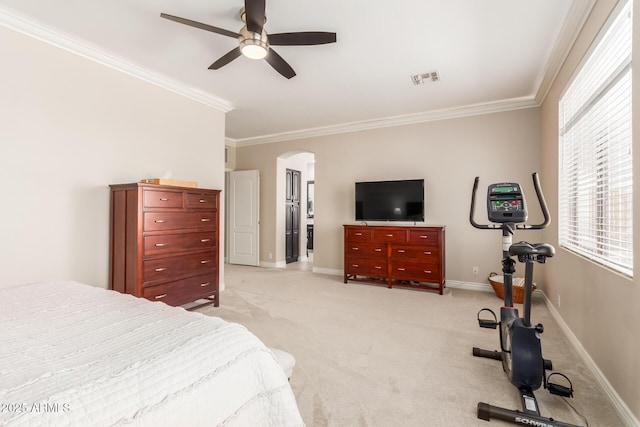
446;280;546;297
259;260;287;269
445;280;494;292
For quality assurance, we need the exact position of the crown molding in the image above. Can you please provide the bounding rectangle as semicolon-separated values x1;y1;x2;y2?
227;97;539;147
535;0;597;104
0;8;234;113
225;138;239;148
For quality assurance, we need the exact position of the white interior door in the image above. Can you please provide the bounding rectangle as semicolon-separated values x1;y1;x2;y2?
228;170;260;266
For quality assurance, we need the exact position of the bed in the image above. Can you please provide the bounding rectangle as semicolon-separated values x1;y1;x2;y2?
0;281;304;426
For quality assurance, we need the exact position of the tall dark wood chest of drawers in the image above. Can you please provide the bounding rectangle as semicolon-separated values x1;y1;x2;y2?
343;225;446;294
109;183;221;308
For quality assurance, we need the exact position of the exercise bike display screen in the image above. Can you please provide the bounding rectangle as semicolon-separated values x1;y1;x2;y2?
487;183;527;223
491;185;519;193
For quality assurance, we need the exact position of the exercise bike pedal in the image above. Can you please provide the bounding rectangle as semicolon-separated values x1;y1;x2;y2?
546;372;574;398
477;308;498;329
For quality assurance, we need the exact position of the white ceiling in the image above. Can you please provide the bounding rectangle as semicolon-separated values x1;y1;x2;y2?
0;0;593;144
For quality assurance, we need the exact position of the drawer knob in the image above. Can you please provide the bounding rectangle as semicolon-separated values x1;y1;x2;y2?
424;251;432;255
355;232;362;236
200;260;210;264
352;247;359;251
154;267;167;272
154;294;167;299
200;282;211;287
199;199;206;203
386;234;394;237
154;219;166;223
397;267;405;271
201;218;211;222
375;248;382;252
159;198;169;201
420;235;428;239
424;270;432;274
201;239;211;243
154;243;166;247
375;266;382;269
397;249;406;253
352;264;359;268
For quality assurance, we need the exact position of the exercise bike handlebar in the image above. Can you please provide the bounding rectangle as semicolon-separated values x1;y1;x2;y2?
469;172;551;230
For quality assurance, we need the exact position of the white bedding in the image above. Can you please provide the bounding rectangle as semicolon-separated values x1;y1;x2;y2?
0;281;304;427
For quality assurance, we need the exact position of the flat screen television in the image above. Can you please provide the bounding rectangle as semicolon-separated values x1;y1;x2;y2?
355;179;424;222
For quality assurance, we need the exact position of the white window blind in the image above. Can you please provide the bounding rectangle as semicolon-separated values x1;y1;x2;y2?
558;0;633;277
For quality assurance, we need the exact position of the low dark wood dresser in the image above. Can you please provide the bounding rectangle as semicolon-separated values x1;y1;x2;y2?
343;224;446;294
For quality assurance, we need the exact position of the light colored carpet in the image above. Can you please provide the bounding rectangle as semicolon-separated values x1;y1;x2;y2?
197;263;624;427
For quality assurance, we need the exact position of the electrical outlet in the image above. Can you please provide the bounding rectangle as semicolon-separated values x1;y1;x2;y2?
472;266;479;275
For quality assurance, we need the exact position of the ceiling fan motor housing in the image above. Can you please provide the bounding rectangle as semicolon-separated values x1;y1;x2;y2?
239;26;269;59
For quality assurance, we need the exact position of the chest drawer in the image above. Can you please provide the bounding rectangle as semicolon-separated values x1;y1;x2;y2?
408;230;440;246
345;242;387;258
372;228;407;243
143;189;183;208
390;245;438;261
144;212;217;231
346;227;372;241
345;257;388;277
186;192;219;209
143;272;217;307
144;231;217;256
390;261;440;282
143;251;217;285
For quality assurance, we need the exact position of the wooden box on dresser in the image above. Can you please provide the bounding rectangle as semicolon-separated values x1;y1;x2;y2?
110;183;221;308
343;225;446;294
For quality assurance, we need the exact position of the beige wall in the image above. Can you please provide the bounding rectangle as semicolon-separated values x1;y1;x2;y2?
0;26;227;288
540;0;639;421
236;107;544;284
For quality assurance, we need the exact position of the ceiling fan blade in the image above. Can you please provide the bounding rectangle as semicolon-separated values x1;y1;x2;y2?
160;13;239;39
244;0;266;34
269;32;337;46
265;49;296;79
209;47;242;70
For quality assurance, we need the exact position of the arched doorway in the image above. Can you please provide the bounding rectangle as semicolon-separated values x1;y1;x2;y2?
276;151;315;268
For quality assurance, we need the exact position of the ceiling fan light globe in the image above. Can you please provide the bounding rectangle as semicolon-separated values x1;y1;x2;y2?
241;43;268;59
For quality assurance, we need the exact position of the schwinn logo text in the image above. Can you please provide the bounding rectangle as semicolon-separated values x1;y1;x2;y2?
515;417;554;427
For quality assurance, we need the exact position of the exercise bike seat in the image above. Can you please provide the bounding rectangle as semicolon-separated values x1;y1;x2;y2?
509;242;555;258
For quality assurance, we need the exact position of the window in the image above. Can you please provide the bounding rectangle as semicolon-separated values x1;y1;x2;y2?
558;0;633;277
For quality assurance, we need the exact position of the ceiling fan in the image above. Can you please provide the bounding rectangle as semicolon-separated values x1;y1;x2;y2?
160;0;337;79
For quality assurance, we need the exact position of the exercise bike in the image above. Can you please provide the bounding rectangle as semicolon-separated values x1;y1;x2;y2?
469;173;582;427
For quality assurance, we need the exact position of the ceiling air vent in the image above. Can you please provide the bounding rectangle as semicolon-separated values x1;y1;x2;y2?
411;71;440;85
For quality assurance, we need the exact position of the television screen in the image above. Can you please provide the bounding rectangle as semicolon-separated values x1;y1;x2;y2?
355;179;424;221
